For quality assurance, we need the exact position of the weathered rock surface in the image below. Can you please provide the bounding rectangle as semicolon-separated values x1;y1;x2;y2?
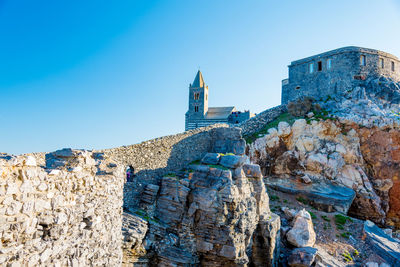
288;247;318;267
286;209;316;248
248;117;395;226
364;220;400;266
266;176;356;213
122;152;280;266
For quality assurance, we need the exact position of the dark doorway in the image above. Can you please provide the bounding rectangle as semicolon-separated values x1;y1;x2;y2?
317;61;322;71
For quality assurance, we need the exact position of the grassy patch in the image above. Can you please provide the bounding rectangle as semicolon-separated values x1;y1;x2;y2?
334;214;353;226
134;209;159;224
245;112;297;144
306;108;337;125
165;172;177;177
270;195;280;201
283;199;288;203
321;215;330;222
308;211;317;220
296;196;309;205
341;232;351;239
189;159;201;165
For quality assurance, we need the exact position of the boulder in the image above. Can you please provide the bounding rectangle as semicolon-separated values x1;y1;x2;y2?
288;247;318;267
265;176;356;213
286;209;316;248
219;155;247;169
201;153;221;165
242;164;263;178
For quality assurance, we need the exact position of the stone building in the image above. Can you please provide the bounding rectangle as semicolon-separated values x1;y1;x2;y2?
185;70;254;131
281;46;400;104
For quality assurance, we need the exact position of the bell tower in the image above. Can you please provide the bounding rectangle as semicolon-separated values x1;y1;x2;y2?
188;70;208;118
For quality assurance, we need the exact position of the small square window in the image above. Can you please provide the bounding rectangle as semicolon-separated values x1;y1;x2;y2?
309;63;314;73
360;55;366;66
380;58;384;69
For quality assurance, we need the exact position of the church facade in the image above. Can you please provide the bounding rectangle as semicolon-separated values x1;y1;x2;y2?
185;71;254;131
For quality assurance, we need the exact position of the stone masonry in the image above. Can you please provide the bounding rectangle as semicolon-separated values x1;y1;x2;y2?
282;46;400;104
0;149;124;266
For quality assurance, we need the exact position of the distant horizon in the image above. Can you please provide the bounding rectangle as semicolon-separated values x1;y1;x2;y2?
1;0;400;155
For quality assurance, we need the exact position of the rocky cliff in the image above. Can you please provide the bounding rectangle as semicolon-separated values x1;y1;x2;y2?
122;130;281;266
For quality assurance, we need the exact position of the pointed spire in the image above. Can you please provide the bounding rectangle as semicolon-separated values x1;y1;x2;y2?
192;70;205;88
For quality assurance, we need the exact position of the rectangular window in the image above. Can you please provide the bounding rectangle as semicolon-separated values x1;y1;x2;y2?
360;55;366;66
392;61;395;72
317;61;322;71
194;106;199;112
327;59;332;70
380;58;384;69
309;63;314;73
194;92;200;100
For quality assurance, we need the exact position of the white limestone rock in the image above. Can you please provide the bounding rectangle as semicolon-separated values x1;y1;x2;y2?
286;209;316;247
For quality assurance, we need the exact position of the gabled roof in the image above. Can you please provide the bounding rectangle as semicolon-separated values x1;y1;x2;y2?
192;70;205;88
205;107;235;120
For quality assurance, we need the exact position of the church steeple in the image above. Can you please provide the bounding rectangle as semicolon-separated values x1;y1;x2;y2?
187;70;209;121
192;70;205;88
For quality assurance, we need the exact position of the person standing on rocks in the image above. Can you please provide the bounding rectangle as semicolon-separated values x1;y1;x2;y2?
126;166;135;182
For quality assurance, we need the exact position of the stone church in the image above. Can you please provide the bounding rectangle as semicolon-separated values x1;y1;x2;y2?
185;71;254;131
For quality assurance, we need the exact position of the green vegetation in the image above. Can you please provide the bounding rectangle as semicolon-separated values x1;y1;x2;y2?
321;215;330;222
296;196;309;205
218;153;235;156
245;112;297;144
189;159;201;165
270;195;280;201
334;214;353;226
341;232;351;239
342;251;353;262
165;172;177;177
134;209;160;224
306;108;337;125
352;249;359;257
337;225;344;230
283;199;288;204
308;211;317;220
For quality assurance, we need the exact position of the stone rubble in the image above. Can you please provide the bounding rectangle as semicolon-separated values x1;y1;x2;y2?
0;149;124;266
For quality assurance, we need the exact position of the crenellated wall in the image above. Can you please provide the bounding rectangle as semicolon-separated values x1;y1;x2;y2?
0;149;124;266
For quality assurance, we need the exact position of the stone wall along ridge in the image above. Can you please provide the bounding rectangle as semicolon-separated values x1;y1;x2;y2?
237;105;287;137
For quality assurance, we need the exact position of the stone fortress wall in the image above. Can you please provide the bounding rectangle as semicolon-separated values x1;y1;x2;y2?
0;149;125;266
282;46;400;104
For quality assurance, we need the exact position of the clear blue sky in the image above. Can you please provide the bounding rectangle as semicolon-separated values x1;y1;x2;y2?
1;0;400;155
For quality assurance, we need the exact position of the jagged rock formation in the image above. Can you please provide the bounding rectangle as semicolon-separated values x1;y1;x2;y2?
248;119;387;224
121;131;281;266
